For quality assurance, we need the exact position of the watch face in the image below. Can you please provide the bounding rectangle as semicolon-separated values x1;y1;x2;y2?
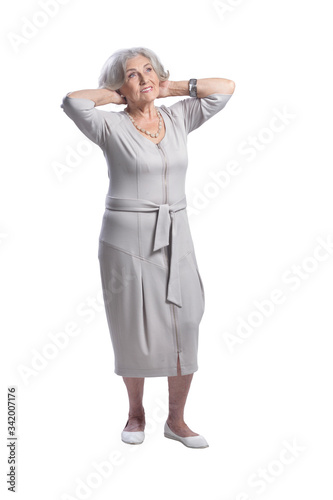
189;80;197;96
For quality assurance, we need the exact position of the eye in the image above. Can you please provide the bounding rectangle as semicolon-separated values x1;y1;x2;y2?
146;67;152;72
129;72;135;78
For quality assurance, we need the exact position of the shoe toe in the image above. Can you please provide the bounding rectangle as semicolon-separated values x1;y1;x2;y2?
121;430;145;444
164;422;209;448
182;435;209;448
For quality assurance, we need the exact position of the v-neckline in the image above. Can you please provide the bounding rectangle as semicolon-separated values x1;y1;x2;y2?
123;106;167;146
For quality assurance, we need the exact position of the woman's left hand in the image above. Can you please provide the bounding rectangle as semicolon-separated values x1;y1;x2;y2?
157;80;171;98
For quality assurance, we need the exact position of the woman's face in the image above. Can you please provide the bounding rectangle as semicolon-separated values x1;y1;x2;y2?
118;55;160;105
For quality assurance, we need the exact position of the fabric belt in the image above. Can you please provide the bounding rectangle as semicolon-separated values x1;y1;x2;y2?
105;195;187;308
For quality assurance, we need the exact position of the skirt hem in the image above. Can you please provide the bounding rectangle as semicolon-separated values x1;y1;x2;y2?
114;363;198;378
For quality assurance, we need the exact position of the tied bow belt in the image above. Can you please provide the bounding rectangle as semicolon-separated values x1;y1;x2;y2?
105;195;187;308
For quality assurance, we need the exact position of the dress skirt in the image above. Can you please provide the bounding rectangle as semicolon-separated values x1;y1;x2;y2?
98;203;205;377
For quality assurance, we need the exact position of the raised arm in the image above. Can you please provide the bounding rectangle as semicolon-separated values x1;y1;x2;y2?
61;88;123;147
163;78;235;135
158;78;235;99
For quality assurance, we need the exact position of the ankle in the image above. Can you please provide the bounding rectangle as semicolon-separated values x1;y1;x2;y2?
167;416;184;426
128;408;145;420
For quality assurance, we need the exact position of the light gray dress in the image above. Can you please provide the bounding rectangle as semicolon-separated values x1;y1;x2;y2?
60;92;233;377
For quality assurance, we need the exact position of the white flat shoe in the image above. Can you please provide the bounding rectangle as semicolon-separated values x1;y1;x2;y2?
121;420;145;445
164;421;209;448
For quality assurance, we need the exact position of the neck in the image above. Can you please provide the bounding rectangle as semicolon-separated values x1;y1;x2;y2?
125;101;157;120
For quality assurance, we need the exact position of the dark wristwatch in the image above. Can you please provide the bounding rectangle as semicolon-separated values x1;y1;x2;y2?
189;79;197;97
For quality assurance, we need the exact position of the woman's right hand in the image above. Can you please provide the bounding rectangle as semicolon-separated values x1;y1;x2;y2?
111;90;127;105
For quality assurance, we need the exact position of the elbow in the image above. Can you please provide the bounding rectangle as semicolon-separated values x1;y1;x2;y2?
228;80;236;94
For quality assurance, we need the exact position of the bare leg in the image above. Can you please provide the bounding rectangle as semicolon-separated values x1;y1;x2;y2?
122;377;145;432
166;355;199;437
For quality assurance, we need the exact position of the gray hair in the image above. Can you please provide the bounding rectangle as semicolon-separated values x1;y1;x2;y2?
97;46;170;91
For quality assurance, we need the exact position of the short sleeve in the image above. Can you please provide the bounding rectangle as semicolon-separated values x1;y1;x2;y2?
60;93;111;147
167;93;233;135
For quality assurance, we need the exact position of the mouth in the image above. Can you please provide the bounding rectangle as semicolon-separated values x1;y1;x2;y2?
140;86;153;93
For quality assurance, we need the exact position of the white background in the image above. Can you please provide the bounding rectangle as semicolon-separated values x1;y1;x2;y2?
1;0;333;499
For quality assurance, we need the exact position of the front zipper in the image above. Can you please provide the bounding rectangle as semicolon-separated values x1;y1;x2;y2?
157;142;168;204
156;143;168;267
156;142;180;354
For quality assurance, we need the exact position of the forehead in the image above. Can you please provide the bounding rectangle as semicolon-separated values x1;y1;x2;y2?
125;55;152;69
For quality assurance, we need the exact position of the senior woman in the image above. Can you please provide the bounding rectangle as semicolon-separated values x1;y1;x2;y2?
61;46;235;449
